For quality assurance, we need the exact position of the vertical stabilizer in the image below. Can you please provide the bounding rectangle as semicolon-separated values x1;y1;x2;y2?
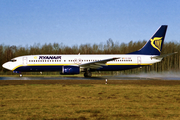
129;25;168;55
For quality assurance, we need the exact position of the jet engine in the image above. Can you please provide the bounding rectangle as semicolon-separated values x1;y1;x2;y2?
60;66;80;75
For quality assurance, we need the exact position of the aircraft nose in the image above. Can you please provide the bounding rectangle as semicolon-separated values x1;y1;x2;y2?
2;62;12;70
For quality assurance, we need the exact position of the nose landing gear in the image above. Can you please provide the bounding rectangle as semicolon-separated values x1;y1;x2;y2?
13;71;22;77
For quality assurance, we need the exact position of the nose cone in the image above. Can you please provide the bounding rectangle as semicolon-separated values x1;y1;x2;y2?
2;62;12;71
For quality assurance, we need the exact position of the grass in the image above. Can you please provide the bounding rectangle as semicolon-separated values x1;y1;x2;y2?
1;81;180;120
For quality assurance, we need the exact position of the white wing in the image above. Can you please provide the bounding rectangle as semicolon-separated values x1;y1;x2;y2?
80;57;119;69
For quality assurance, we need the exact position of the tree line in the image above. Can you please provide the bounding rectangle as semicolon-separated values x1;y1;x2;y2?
0;39;180;74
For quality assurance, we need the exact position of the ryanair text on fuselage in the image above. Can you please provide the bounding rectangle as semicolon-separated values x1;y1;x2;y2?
39;56;61;60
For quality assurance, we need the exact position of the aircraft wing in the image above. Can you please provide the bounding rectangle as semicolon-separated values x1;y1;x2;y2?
79;57;119;69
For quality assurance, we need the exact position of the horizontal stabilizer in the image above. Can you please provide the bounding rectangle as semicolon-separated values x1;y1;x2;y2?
151;52;177;60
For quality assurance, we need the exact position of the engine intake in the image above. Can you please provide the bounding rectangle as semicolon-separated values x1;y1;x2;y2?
61;66;80;75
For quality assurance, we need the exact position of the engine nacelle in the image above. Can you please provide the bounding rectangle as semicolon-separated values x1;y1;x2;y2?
60;66;80;75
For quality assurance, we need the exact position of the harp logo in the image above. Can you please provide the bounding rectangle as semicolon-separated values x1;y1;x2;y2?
150;37;162;52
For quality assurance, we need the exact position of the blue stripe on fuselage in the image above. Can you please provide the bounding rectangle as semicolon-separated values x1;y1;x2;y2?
15;66;63;72
96;65;141;71
14;65;142;72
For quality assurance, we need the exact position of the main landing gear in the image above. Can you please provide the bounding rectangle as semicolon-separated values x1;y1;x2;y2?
84;71;92;77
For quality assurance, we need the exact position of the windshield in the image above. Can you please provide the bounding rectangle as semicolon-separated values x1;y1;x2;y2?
10;59;17;62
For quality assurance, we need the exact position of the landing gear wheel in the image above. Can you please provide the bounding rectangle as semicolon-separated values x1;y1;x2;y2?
84;72;92;77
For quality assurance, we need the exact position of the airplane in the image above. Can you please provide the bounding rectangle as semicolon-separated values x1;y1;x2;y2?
2;25;176;77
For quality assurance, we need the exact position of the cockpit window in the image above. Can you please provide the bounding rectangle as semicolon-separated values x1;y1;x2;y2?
10;59;17;62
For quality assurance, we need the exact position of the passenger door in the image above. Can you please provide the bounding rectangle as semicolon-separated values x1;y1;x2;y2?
23;57;27;65
137;56;141;65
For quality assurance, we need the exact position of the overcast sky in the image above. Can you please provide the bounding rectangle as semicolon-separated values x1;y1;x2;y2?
0;0;180;47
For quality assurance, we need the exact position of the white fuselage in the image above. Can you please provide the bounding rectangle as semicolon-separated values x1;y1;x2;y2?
2;54;162;72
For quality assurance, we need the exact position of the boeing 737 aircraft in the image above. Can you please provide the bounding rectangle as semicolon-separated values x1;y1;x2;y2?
2;25;174;77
